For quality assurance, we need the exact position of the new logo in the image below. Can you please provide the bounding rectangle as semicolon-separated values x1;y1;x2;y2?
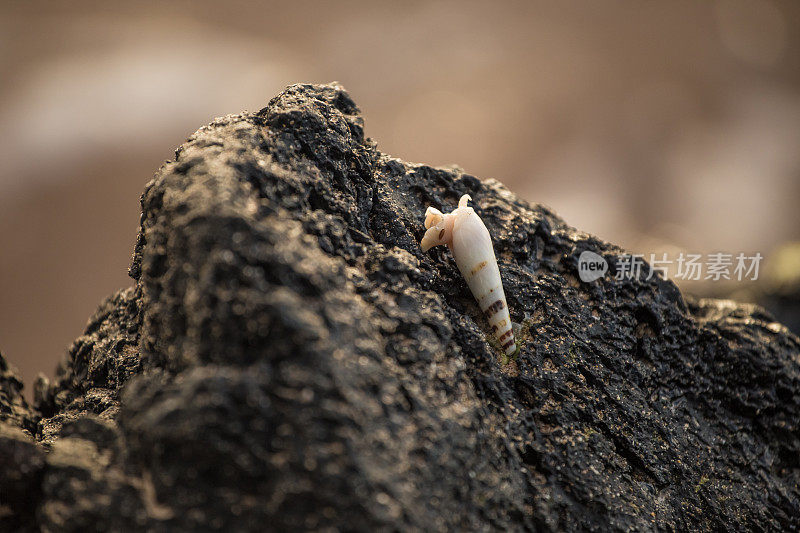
578;251;608;282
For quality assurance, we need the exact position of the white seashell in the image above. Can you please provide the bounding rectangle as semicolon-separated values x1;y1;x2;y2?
420;194;517;355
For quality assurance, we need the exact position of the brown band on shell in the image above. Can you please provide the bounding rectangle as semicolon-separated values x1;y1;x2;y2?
502;339;516;350
468;260;488;280
498;329;513;342
483;299;505;318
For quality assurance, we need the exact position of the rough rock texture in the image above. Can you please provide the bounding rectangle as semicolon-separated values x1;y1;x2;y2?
0;354;35;435
1;83;799;531
0;357;42;531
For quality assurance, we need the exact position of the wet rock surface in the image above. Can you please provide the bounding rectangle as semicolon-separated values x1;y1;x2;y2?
1;83;799;531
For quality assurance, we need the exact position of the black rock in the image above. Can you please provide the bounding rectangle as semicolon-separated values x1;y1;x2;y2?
0;354;36;436
2;83;798;531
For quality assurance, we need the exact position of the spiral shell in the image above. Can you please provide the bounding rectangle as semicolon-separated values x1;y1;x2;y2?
420;195;517;355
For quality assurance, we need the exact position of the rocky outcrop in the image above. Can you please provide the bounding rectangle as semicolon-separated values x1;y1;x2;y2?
1;83;798;531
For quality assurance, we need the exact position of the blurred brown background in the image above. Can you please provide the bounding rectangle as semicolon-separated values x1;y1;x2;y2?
2;0;799;395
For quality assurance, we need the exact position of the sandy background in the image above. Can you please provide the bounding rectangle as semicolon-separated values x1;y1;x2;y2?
1;0;799;394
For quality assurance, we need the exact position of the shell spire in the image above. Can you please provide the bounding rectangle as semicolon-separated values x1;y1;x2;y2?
420;194;517;356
